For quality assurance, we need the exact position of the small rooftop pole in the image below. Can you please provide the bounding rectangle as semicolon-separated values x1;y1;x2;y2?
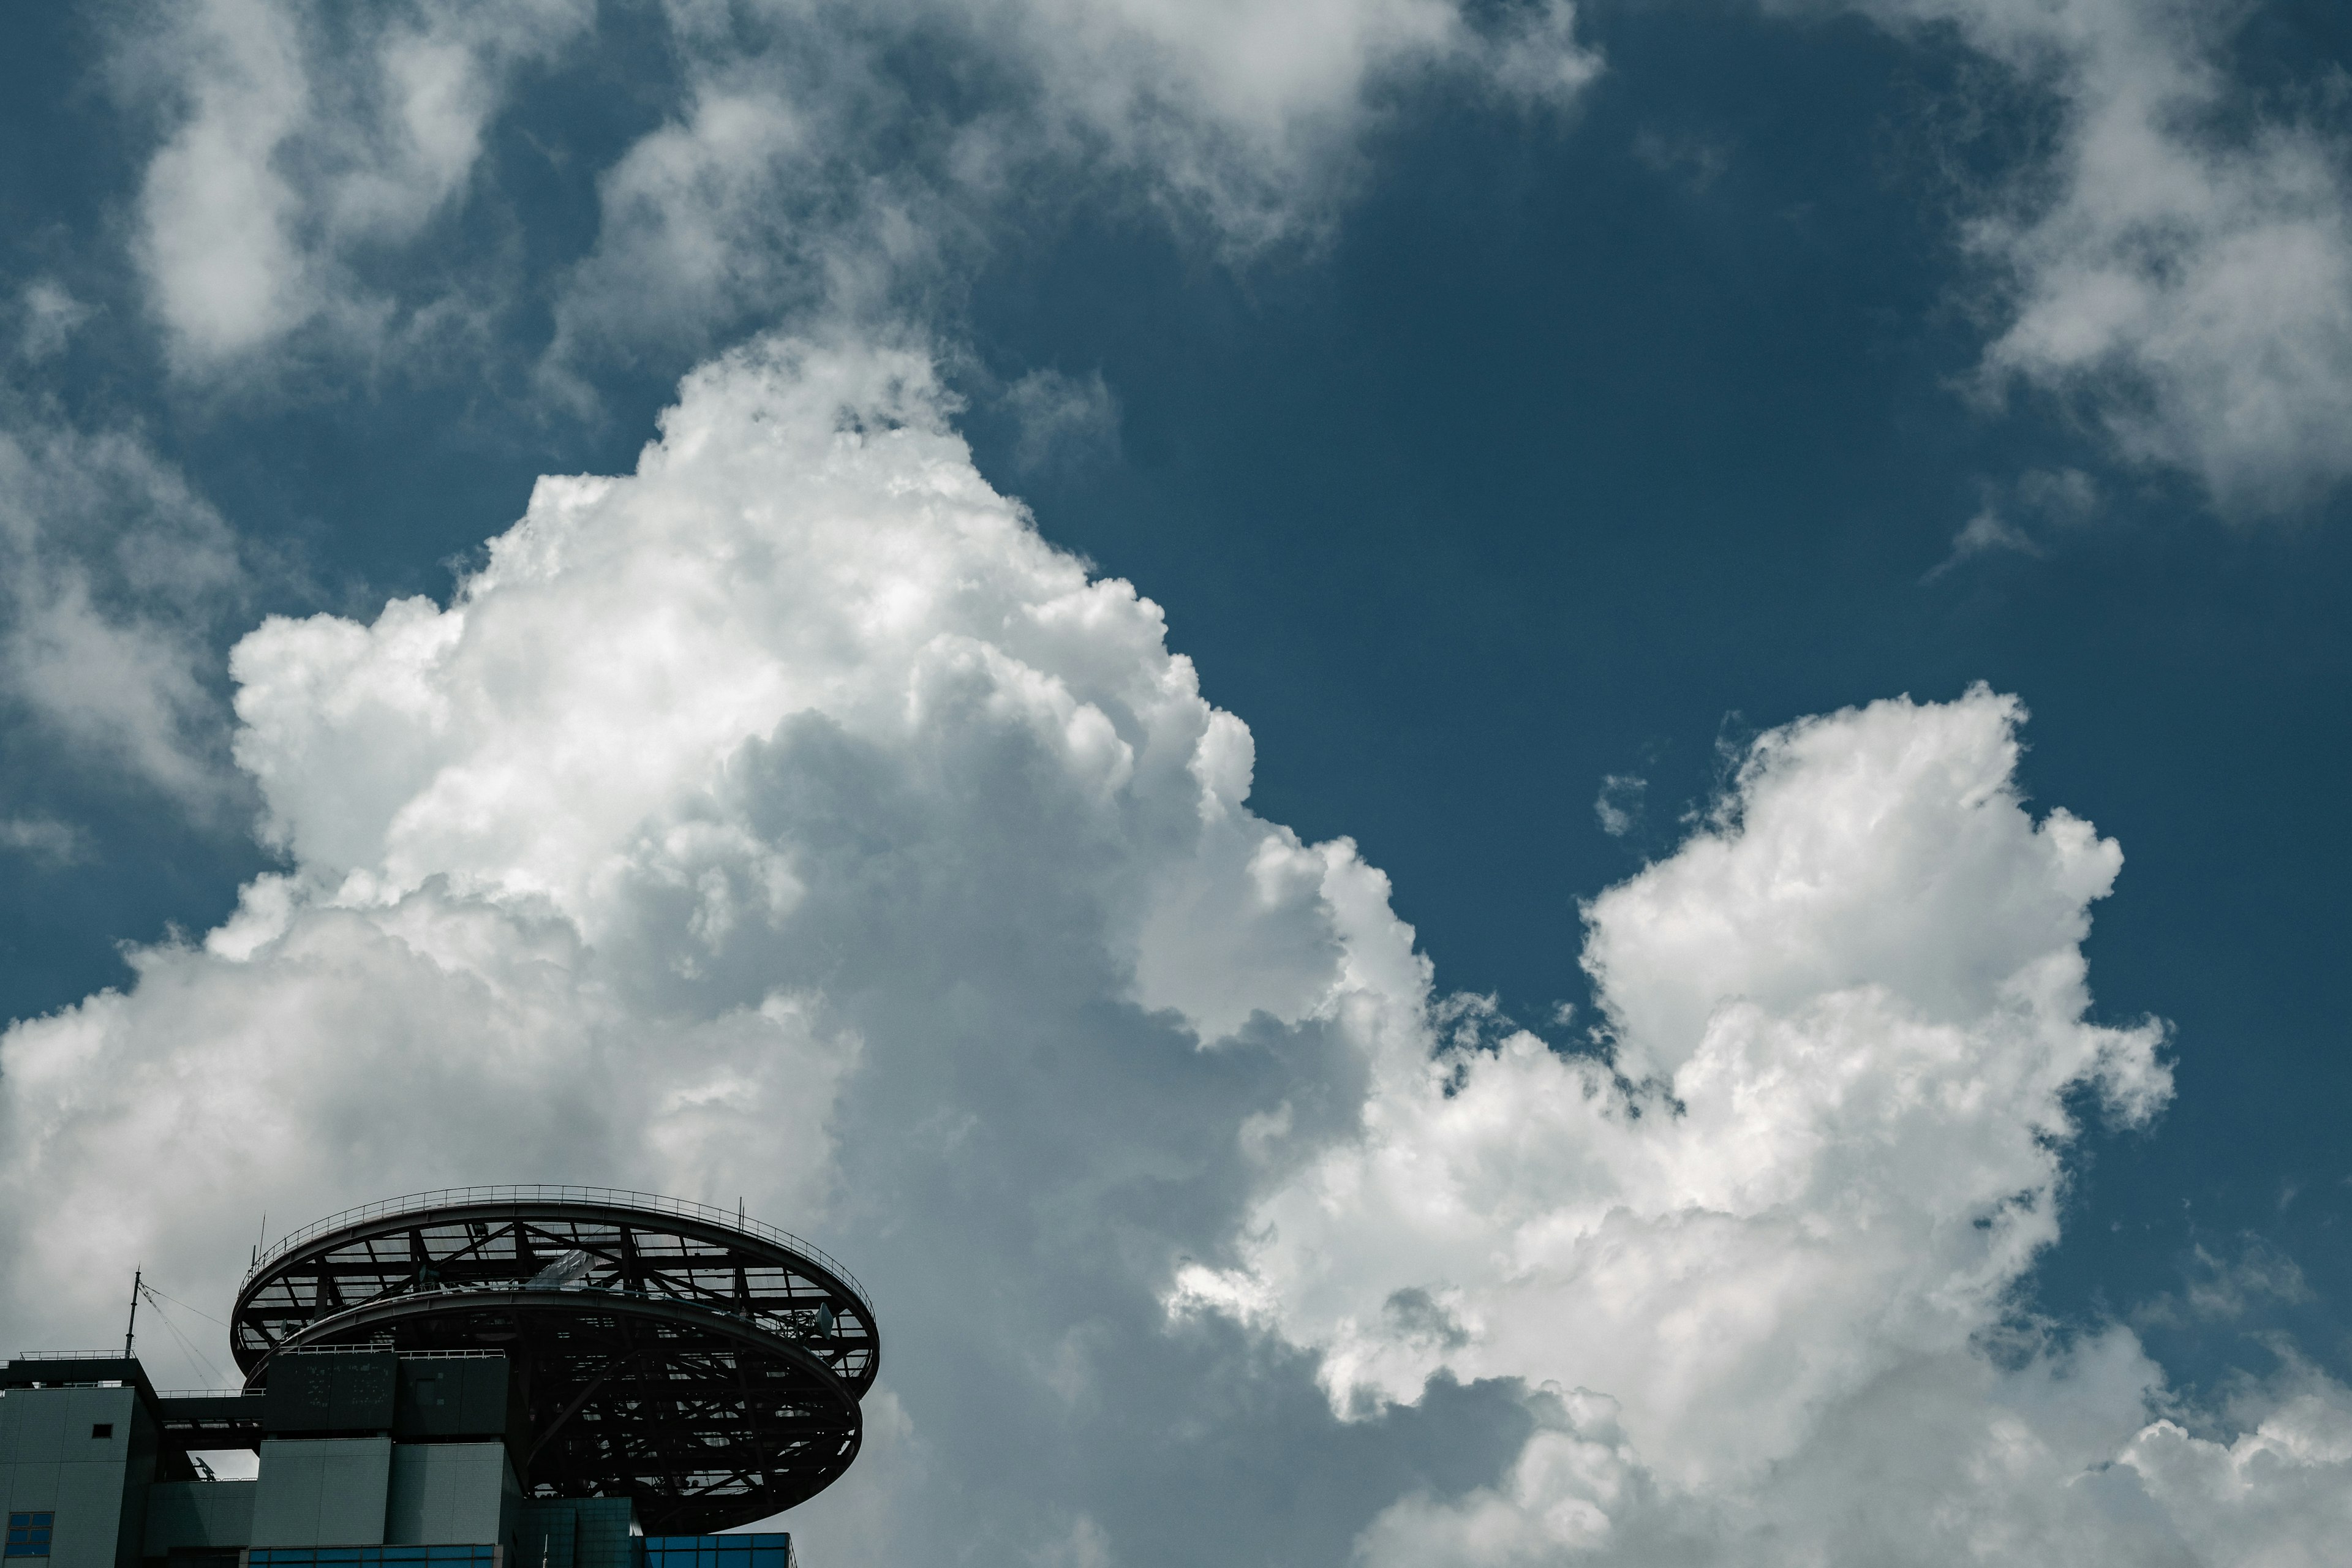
124;1266;141;1359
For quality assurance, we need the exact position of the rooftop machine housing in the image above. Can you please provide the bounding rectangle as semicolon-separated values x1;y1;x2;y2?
2;1188;878;1568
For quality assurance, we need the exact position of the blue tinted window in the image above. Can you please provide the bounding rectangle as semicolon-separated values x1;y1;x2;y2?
5;1512;53;1557
238;1547;497;1568
641;1534;788;1568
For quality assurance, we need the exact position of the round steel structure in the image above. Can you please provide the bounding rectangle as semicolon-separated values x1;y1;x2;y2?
232;1188;876;1531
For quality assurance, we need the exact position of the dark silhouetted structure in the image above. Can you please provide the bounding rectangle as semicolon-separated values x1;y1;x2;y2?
3;1189;880;1568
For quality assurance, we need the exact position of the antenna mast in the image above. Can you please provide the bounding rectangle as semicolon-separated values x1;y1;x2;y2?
124;1266;141;1359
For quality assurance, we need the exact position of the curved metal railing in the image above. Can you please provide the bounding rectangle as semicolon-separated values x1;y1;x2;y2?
240;1279;873;1395
241;1185;872;1321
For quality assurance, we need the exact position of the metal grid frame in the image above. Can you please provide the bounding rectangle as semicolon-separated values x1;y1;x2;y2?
246;1190;866;1311
232;1193;876;1529
231;1192;875;1395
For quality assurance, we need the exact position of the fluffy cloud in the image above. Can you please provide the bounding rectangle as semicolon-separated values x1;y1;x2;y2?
104;0;2351;519
2;337;2343;1564
1180;686;2352;1561
124;0;594;369
0;418;249;813
0;334;1447;1562
935;0;1595;242
543;0;1597;375
118;0;1599;379
1831;0;2352;515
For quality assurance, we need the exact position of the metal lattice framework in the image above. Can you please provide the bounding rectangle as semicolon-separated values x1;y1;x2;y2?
231;1189;877;1531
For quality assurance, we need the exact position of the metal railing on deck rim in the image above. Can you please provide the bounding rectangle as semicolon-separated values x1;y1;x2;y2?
246;1279;870;1377
241;1185;870;1318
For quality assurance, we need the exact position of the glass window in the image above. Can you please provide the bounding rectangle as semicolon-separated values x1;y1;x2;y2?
6;1512;55;1558
240;1547;497;1568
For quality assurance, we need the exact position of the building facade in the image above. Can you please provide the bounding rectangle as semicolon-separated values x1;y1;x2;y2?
1;1353;795;1568
6;1187;879;1568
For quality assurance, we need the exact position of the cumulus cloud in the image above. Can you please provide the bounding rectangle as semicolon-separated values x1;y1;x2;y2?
0;418;250;813
1183;690;2171;1452
1;338;2341;1563
1830;0;2352;516
1182;686;2352;1561
0;333;1453;1562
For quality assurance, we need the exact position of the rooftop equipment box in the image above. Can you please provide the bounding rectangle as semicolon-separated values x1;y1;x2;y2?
263;1355;396;1438
391;1360;511;1444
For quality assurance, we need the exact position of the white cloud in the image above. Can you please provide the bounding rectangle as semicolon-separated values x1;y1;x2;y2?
1185;691;2169;1469
15;281;92;362
537;0;1600;377
1002;368;1122;471
0;420;250;813
1183;685;2352;1560
1593;772;1645;837
2;338;2341;1562
536;76;840;390
114;0;1600;380
0;815;89;864
956;0;1598;243
2135;1235;2316;1329
0;333;1429;1560
1830;0;2352;516
1925;508;2044;578
125;0;594;371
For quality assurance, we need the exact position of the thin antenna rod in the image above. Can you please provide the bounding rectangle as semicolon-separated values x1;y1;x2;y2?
124;1266;141;1360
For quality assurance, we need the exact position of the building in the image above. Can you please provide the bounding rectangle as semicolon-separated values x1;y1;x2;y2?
2;1189;880;1568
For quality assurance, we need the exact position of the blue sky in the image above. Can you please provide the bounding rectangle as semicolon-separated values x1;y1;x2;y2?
3;1;2350;1562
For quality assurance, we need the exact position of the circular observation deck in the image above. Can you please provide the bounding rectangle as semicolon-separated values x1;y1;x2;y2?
231;1187;878;1530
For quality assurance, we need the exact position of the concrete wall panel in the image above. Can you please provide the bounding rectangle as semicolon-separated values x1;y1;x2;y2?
250;1438;391;1547
143;1482;257;1554
0;1387;139;1568
384;1444;507;1547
